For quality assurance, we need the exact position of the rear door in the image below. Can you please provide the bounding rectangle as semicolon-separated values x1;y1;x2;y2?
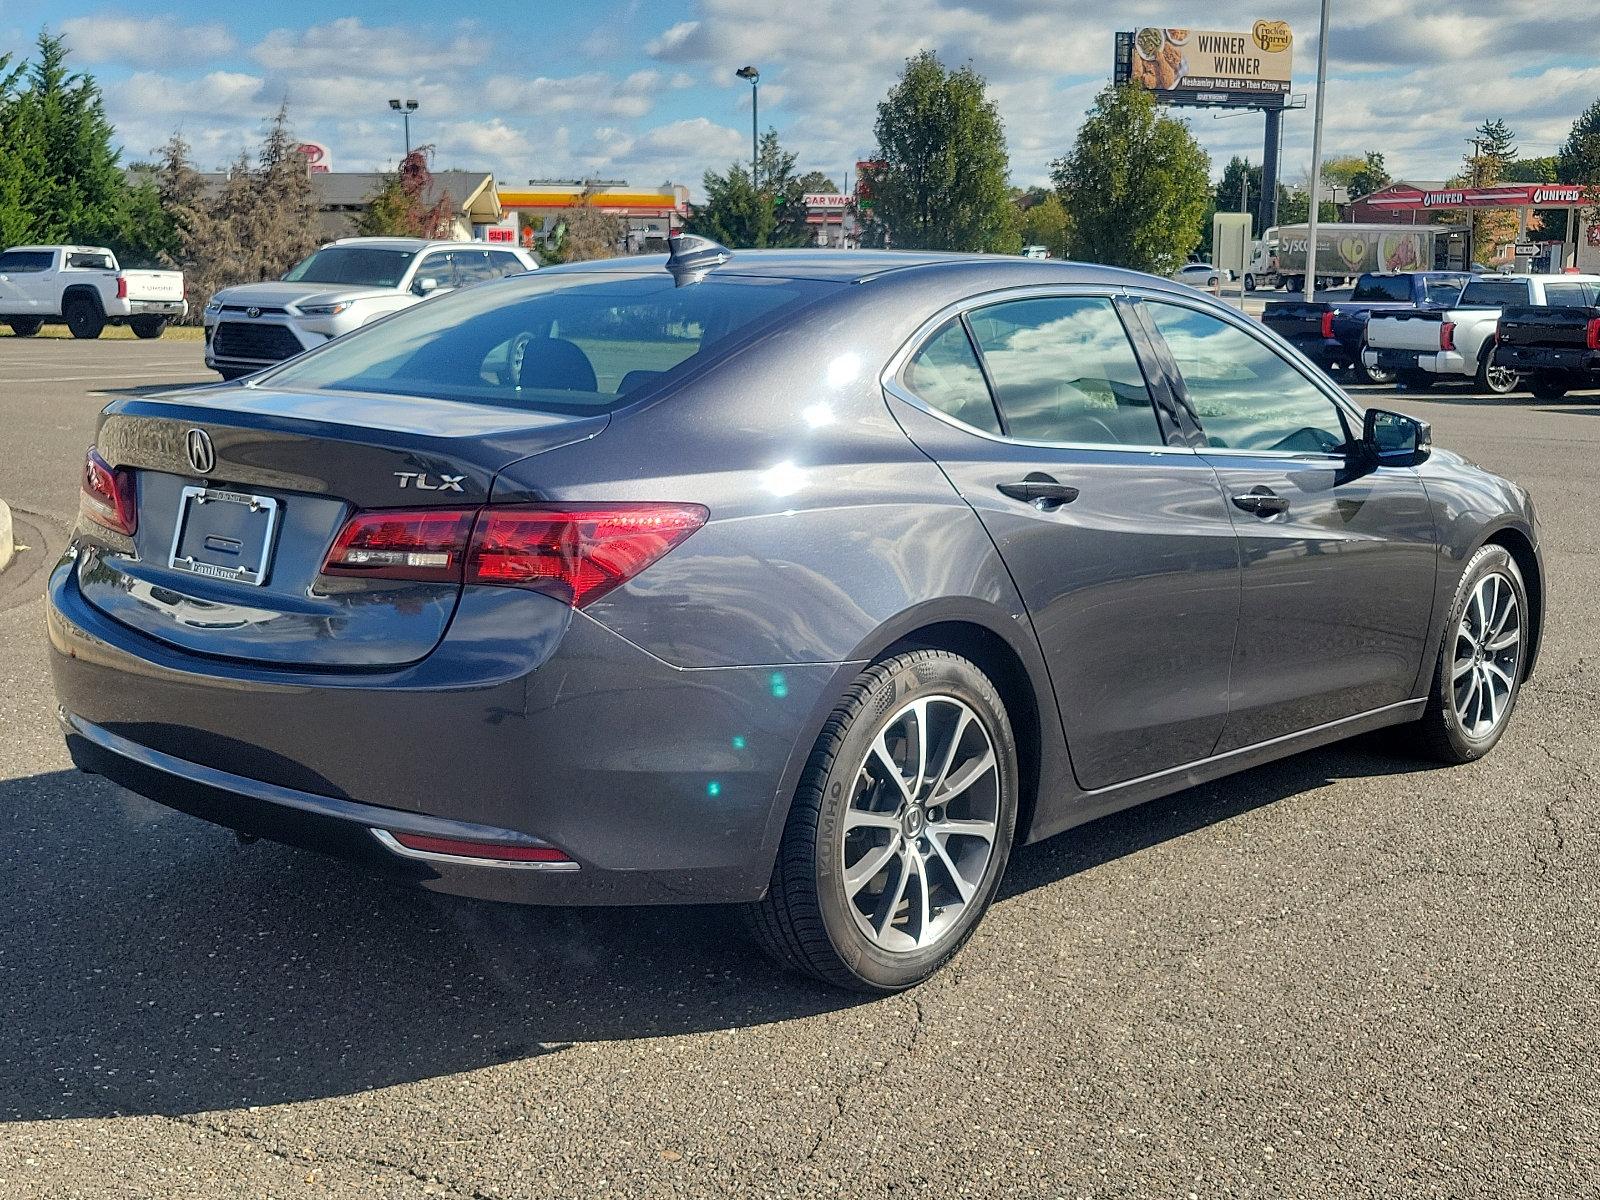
887;289;1241;791
0;249;54;312
1139;295;1437;749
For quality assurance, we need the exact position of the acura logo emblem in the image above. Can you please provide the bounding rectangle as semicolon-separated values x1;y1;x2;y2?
245;307;262;318
186;428;216;475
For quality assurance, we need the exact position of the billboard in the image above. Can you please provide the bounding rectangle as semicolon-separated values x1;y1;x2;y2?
1116;23;1292;108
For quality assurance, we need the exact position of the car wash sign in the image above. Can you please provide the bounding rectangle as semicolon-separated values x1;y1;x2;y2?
1366;183;1591;211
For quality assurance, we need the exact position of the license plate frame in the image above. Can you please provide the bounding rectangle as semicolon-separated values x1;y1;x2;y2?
167;486;280;587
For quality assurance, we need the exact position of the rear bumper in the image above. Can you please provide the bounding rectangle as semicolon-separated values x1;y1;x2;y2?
1365;348;1465;376
48;553;851;905
124;300;187;317
1495;344;1600;374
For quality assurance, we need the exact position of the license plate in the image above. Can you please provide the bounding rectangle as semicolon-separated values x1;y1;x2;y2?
1377;350;1420;370
167;486;280;586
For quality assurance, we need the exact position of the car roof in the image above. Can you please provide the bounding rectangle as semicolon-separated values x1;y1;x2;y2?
537;248;1181;291
324;237;470;252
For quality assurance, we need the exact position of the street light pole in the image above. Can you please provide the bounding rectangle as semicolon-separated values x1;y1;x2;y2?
388;98;419;160
735;66;759;185
1303;0;1331;301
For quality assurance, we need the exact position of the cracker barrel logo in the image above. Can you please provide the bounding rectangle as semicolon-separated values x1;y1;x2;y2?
1252;20;1292;53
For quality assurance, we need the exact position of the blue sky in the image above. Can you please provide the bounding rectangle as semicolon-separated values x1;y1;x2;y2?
2;1;1594;199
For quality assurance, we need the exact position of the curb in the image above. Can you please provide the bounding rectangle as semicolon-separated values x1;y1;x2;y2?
0;498;12;574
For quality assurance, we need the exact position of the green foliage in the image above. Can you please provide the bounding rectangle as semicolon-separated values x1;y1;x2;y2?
1054;83;1211;275
865;51;1018;253
1502;155;1558;183
357;147;456;238
1017;192;1070;258
1558;97;1600;211
690;128;814;249
1276;189;1338;226
545;189;625;263
1348;151;1391;199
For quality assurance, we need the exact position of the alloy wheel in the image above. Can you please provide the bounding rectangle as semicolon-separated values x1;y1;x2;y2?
1451;571;1521;739
840;695;1000;954
1483;362;1520;395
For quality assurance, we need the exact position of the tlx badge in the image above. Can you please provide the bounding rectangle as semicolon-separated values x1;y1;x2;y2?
394;471;465;492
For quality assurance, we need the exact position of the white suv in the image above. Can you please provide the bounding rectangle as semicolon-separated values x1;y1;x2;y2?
202;237;538;380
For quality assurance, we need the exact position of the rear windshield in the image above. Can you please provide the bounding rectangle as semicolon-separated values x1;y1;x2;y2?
1422;277;1467;305
283;246;419;287
258;271;836;411
1352;274;1410;302
1459;279;1530;307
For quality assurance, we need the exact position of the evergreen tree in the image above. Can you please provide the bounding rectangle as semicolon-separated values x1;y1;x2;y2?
865;51;1018;253
689;129;812;249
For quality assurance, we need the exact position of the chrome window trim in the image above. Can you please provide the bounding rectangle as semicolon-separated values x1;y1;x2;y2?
370;828;580;871
881;284;1199;456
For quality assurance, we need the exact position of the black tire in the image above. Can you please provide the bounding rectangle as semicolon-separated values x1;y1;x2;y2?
130;316;168;339
1530;372;1570;400
63;294;105;339
1407;544;1528;764
748;650;1019;992
1397;370;1434;391
1355;341;1395;386
1475;345;1521;395
7;317;42;337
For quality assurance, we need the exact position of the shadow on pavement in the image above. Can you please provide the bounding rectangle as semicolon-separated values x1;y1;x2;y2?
2;735;1432;1122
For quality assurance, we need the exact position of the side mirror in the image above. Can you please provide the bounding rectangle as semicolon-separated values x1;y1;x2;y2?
413;276;441;296
1362;408;1432;467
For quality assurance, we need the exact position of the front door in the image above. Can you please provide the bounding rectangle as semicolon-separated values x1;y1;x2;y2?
1140;297;1437;749
888;292;1241;791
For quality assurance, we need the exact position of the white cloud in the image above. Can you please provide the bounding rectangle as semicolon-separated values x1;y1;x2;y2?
108;71;263;118
60;14;235;67
252;18;489;75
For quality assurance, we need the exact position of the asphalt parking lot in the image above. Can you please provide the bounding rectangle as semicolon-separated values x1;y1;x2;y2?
1;336;1596;1198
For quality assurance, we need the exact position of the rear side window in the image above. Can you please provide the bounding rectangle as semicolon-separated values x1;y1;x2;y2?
1459;279;1530;306
903;321;1002;435
1422;277;1466;305
489;250;527;276
447;249;495;285
259;272;836;412
1543;282;1594;307
1351;274;1410;302
66;251;114;270
966;297;1162;446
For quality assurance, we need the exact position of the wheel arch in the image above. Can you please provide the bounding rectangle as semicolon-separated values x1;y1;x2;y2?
61;283;105;313
1481;524;1543;680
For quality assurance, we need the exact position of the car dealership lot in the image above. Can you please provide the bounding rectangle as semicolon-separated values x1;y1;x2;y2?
1;337;1597;1197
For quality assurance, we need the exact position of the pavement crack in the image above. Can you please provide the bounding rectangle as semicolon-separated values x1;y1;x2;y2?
1529;743;1588;876
802;991;930;1163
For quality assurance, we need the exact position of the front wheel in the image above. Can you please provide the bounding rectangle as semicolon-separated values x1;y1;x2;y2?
1406;544;1528;763
7;317;42;337
130;316;168;339
748;650;1018;992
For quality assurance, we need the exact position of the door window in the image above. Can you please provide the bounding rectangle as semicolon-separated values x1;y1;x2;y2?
1147;302;1350;455
447;249;495;285
966;297;1162;446
1543;281;1594;307
0;250;53;273
902;320;1002;435
488;250;527;276
413;253;451;293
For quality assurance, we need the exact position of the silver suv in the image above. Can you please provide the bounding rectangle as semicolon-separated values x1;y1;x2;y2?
202;237;538;379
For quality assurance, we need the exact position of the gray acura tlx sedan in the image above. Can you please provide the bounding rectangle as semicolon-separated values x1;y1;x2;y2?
50;236;1544;992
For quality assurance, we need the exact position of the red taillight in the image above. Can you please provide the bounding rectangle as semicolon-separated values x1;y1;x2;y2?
116;276;128;300
467;504;707;607
80;448;137;535
321;508;476;582
320;502;707;607
1440;321;1456;351
385;831;572;863
1587;317;1600;351
1319;311;1336;339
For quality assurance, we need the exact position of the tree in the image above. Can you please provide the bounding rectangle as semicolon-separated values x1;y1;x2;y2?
864;51;1017;253
690;129;815;249
1558;98;1600;213
1055;83;1210;274
357;147;455;238
1348;151;1391;200
546;188;624;262
1463;119;1520;266
1276;188;1338;226
1017;192;1070;258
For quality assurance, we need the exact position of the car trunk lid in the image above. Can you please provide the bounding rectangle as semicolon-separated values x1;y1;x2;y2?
119;269;186;305
80;385;607;669
1497;304;1598;349
1367;309;1449;351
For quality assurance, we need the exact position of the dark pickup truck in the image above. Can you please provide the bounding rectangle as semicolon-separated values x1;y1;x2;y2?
1494;300;1600;399
1262;271;1471;384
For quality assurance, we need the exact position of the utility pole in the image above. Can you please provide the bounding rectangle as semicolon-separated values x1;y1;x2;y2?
735;66;760;185
1302;0;1331;302
388;99;418;160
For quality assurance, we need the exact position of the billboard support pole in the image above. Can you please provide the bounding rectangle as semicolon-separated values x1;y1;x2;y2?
1302;0;1331;302
1259;107;1281;237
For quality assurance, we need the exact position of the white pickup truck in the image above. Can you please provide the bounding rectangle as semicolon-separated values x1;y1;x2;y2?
0;245;187;339
1364;273;1600;394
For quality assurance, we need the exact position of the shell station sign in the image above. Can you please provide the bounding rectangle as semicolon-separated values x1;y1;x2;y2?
1116;22;1293;108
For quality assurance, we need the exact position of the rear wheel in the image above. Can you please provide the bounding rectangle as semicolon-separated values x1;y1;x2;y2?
1475;345;1521;395
1355;340;1395;385
1397;370;1434;391
1406;545;1527;764
1530;371;1570;400
63;294;105;339
130;316;168;339
6;317;42;337
748;650;1018;992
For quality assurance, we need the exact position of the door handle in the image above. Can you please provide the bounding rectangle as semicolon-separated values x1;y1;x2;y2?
1232;490;1289;517
998;477;1079;510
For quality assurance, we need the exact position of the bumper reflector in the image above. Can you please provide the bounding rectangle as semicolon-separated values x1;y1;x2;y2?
378;829;573;864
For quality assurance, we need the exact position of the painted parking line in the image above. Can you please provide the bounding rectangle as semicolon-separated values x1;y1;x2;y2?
0;369;209;385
